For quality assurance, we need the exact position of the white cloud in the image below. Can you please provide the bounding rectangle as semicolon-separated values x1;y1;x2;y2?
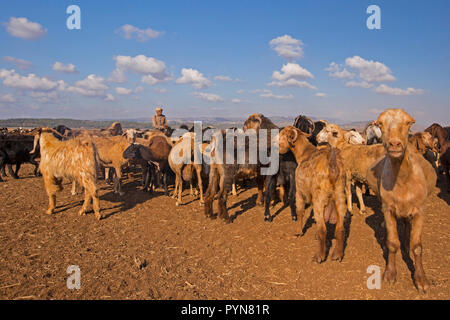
269;63;316;89
154;88;167;93
251;89;271;94
104;94;115;101
29;91;59;103
268;78;317;90
4;17;47;40
315;92;327;97
176;68;211;89
272;63;313;81
3;56;32;70
115;24;163;42
108;68;127;83
269;35;303;60
109;55;171;85
0;69;63;91
236;89;245;94
345;56;395;82
345;80;374;88
326;62;355;79
192;92;224;102
374;84;424;96
260;92;293;100
115;87;132;95
231;98;241;103
214;75;233;82
67;74;109;98
0;93;16;103
52;62;78;74
134;86;144;93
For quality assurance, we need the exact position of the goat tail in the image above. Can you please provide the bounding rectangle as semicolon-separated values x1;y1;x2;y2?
328;147;340;185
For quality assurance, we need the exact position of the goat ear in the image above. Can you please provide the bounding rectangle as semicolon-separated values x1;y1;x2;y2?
255;114;263;124
287;128;298;147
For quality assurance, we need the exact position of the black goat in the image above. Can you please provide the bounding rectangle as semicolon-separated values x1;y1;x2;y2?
123;143;171;195
293;115;327;146
0;135;40;181
264;150;297;222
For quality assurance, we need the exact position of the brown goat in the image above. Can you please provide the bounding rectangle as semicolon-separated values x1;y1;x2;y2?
425;123;450;191
168;132;204;206
367;108;437;292
204;130;260;223
90;135;131;196
409;132;437;155
242;113;279;205
317;123;385;214
32;128;102;220
279;126;347;263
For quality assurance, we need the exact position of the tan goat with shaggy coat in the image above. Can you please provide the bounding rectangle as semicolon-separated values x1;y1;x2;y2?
367;108;437;292
33;128;102;220
279;126;347;263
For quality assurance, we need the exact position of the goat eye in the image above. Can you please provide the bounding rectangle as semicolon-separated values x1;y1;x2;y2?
332;132;338;137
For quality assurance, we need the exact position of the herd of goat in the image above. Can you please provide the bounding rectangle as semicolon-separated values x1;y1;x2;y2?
0;108;449;292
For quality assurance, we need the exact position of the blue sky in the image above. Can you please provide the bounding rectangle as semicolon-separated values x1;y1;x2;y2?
0;0;449;125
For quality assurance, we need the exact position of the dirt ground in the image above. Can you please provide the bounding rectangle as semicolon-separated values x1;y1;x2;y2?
0;164;449;300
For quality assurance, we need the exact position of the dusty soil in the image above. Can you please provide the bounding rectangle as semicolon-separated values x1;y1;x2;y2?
0;164;449;300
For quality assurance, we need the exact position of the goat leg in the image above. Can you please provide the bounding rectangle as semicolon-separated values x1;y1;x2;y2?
7;164;18;179
256;174;265;206
330;193;347;262
355;182;367;215
288;174;297;221
204;169;217;219
163;172;169;196
410;211;428;293
383;208;400;284
264;175;276;222
312;198;327;263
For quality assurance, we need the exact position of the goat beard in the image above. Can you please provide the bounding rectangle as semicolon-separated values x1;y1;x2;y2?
324;199;337;224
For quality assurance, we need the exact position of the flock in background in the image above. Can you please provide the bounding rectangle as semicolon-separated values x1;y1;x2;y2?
0;108;449;293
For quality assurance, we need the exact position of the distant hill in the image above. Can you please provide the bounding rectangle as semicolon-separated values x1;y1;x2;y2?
0;116;383;131
0;118;154;129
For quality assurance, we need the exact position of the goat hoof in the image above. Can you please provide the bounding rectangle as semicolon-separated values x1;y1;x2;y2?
264;215;272;222
313;254;325;264
359;209;367;215
78;210;86;216
95;213;104;221
291;215;297;222
414;274;429;293
175;201;180;206
45;210;54;215
223;218;232;224
383;270;397;284
331;250;343;262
